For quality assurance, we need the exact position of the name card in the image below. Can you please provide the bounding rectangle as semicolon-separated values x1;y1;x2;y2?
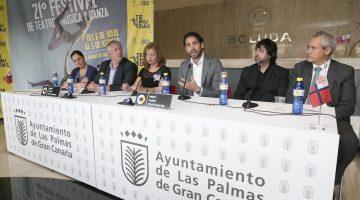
135;93;172;109
41;86;60;97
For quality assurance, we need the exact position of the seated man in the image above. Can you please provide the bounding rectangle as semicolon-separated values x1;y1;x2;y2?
88;40;137;91
286;31;359;189
177;32;223;97
234;38;289;102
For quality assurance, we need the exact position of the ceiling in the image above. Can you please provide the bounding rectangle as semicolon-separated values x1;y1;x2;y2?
154;0;234;11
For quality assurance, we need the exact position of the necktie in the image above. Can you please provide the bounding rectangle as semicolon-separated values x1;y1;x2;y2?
305;67;322;104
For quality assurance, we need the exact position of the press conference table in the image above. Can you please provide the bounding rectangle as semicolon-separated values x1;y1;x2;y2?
1;91;339;200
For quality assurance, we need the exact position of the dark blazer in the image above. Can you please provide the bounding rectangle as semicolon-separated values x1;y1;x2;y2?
177;53;224;97
286;60;356;119
234;63;289;102
95;58;138;91
70;65;98;83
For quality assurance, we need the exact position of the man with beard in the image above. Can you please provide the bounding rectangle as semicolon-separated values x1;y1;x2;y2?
87;40;137;91
177;32;224;97
233;38;289;102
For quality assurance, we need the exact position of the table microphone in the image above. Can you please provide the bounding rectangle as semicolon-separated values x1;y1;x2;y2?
242;90;258;109
178;63;192;100
81;80;95;94
242;65;260;109
118;80;141;106
131;78;142;96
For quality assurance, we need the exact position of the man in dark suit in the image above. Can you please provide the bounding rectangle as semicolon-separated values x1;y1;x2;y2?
177;32;224;97
88;40;137;91
286;31;358;189
234;38;289;101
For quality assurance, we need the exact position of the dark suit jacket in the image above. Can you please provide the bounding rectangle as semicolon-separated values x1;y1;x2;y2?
95;58;137;91
233;63;289;102
286;60;356;119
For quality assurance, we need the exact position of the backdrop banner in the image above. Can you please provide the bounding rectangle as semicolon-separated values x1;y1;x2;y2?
0;0;13;118
5;0;153;90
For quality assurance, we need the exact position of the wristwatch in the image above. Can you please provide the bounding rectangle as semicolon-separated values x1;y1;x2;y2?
196;87;201;95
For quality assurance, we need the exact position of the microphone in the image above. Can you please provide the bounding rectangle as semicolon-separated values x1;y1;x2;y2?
118;97;135;106
81;64;99;94
117;78;141;106
242;65;260;109
80;79;95;94
178;63;192;100
61;73;77;99
131;77;142;96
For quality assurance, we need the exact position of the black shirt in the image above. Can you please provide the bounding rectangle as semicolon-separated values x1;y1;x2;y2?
233;63;289;102
252;67;270;101
138;66;171;88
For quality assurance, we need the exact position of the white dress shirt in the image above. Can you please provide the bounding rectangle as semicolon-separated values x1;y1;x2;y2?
310;59;331;86
108;62;119;86
305;59;331;103
191;53;204;96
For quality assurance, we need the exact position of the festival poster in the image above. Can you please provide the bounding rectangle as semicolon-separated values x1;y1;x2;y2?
127;0;154;70
6;0;150;90
0;0;13;118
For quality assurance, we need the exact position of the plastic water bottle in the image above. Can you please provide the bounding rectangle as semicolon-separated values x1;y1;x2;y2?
219;71;228;105
98;72;106;96
67;73;74;95
52;71;59;87
292;77;304;115
162;72;170;94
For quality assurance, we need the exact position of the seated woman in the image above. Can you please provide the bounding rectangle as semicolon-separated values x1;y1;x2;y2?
130;42;171;93
62;50;97;90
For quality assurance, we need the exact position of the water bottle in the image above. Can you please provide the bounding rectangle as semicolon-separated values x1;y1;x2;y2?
52;71;59;87
98;72;106;96
67;73;74;95
162;72;170;94
292;77;304;115
219;71;228;106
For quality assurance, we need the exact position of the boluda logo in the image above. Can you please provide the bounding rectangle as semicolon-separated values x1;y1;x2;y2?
131;15;150;29
120;130;149;186
14;109;28;145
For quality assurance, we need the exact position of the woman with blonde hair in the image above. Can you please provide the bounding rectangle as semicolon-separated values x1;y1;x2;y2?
130;42;171;93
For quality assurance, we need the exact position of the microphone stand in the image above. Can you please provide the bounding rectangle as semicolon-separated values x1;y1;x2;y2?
80;80;95;94
242;65;260;109
81;65;99;94
61;92;76;99
131;78;142;96
242;90;258;109
61;76;77;99
178;64;192;100
118;79;142;106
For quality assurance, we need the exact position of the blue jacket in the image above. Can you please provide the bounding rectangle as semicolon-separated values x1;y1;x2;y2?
70;65;98;83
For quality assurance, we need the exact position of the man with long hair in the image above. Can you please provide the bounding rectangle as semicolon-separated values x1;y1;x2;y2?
234;38;289;101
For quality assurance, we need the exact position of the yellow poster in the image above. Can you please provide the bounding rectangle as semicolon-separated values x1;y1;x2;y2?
0;0;13;118
127;0;154;71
